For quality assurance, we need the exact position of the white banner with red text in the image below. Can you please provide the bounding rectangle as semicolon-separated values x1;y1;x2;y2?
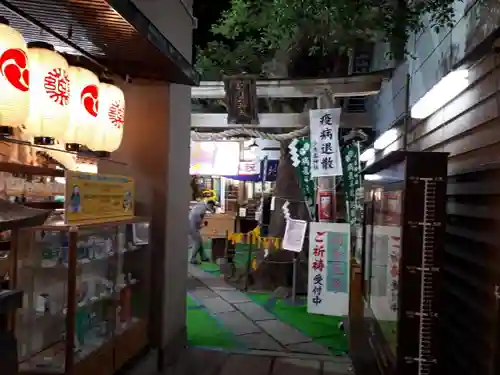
307;222;351;316
309;108;342;177
369;225;401;322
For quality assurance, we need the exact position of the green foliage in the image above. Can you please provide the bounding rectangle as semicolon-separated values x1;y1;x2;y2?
195;0;459;79
195;39;270;80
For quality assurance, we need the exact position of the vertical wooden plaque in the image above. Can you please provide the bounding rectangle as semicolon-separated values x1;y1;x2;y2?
224;75;259;125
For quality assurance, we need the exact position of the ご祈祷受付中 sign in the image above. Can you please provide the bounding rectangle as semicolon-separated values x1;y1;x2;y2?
308;222;351;316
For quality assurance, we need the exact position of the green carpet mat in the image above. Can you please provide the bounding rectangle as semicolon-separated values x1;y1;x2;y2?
248;293;348;355
191;242;348;354
198;261;220;274
196;241;251;277
187;294;200;308
186;295;241;349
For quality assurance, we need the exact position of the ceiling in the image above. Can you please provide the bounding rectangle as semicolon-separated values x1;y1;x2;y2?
0;0;199;85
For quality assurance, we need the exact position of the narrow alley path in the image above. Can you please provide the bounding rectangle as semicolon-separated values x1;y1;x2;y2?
124;264;354;375
129;346;354;375
186;264;353;374
165;347;353;375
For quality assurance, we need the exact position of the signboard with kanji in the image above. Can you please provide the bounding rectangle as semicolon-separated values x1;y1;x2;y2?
341;143;362;225
224;75;259;125
309;108;342;177
288;138;315;220
238;160;259;175
307;222;351;316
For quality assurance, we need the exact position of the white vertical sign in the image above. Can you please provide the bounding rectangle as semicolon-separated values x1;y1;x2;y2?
308;222;351;316
370;225;401;321
387;227;401;318
309;108;342;177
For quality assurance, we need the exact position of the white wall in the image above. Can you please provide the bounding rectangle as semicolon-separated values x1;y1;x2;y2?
256;139;281;161
371;0;500;133
132;0;194;60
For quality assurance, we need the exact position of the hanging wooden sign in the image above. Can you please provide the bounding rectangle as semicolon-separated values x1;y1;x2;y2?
224;75;259;125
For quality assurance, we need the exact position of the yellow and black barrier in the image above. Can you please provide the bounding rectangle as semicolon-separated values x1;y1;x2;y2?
202;227;283;285
225;227;284;278
209;227;297;297
227;226;281;249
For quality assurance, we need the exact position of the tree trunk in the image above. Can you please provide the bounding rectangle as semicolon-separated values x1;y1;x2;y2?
269;140;310;237
249;140;310;292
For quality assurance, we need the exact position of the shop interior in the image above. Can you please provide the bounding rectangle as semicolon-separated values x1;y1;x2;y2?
1;144;152;375
189;139;276;236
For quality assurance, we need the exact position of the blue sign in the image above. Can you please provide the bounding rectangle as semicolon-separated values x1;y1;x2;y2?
262;159;279;182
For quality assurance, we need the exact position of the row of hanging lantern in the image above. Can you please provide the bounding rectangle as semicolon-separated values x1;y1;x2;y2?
0;17;124;156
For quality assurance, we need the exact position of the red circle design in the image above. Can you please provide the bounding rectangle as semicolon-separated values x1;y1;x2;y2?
0;48;29;92
81;84;99;117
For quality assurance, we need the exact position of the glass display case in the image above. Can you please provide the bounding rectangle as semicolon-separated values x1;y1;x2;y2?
114;222;150;370
13;217;150;375
353;151;448;375
0;229;11;288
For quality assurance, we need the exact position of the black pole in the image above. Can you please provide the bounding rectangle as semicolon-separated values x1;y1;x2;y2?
402;73;411;151
244;235;253;291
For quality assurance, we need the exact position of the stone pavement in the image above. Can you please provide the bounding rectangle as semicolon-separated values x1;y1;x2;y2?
166;347;353;375
127;347;353;375
187;264;353;374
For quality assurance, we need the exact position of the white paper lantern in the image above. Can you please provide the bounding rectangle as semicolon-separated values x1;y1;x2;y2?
88;80;124;154
64;66;99;150
24;42;70;145
0;18;30;135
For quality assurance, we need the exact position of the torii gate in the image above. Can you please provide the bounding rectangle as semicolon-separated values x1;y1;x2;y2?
191;73;387;131
190;73;387;219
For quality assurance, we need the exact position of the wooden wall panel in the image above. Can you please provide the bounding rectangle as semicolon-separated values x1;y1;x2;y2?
404;53;500;375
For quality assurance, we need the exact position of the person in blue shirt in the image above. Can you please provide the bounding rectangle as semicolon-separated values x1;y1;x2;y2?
70;185;81;213
189;200;216;264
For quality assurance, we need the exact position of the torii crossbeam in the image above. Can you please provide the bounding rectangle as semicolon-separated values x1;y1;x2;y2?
191;73;387;99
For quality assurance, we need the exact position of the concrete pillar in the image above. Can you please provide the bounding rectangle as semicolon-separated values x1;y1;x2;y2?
161;83;191;365
98;79;191;369
101;1;194;369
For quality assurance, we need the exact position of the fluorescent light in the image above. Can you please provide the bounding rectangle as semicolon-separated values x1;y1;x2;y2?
374;128;398;150
365;174;382;181
360;148;375;162
383;142;399;156
411;69;469;119
75;163;97;174
365;157;375;166
200;142;216;152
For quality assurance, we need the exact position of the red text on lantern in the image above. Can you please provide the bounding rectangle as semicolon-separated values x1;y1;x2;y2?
44;68;70;106
108;101;124;128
